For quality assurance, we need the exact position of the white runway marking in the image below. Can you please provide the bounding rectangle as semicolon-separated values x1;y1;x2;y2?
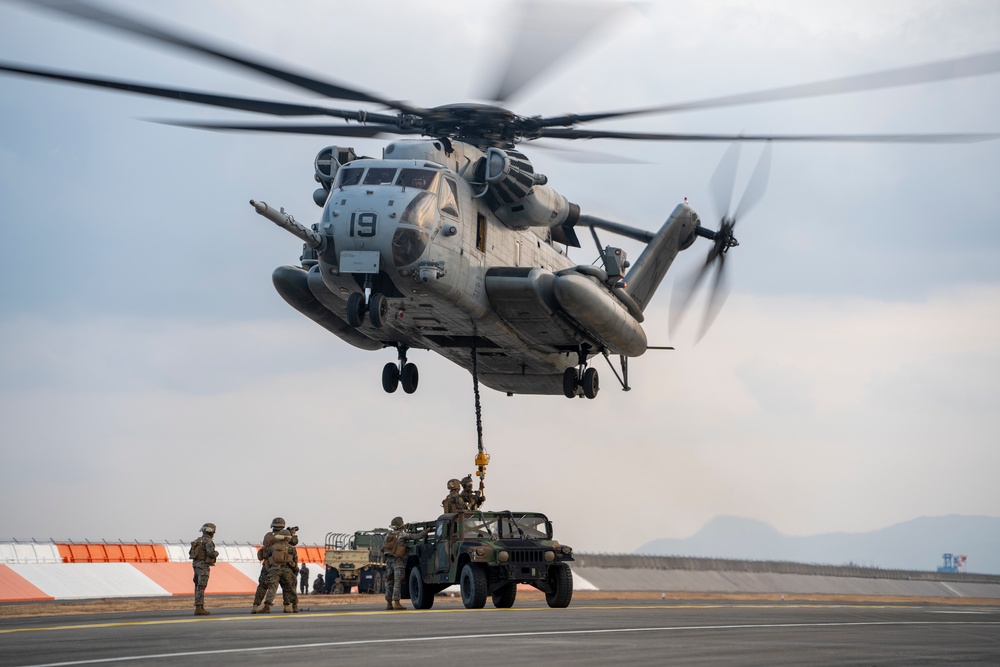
23;620;1000;667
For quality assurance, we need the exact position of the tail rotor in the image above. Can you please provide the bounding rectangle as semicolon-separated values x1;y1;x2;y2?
671;141;772;341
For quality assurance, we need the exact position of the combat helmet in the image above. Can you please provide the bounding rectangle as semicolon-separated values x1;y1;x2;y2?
200;523;216;535
271;517;286;530
390;516;404;528
461;475;473;486
447;478;460;491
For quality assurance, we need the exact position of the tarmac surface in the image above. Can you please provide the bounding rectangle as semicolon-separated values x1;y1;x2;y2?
2;593;999;666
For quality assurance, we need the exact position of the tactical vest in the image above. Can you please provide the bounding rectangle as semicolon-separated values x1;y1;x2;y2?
189;539;206;561
189;537;216;564
382;532;406;559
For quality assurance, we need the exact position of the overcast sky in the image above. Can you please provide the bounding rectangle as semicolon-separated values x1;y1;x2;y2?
1;0;998;559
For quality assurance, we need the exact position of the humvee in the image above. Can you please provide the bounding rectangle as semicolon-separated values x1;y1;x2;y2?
401;510;574;609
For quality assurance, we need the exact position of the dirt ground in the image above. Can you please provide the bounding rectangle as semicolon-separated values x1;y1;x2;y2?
3;591;998;619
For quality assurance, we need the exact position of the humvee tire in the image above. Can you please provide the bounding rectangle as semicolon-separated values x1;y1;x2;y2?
409;566;435;610
491;581;517;609
460;563;487;609
545;562;573;608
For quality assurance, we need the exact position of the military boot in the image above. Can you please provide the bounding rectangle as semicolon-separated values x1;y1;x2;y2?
283;604;292;613
194;605;210;616
260;604;271;614
292;604;299;613
385;601;393;610
392;601;407;610
251;604;259;614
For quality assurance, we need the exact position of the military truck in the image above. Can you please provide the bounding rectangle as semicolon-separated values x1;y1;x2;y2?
400;510;574;610
323;530;387;594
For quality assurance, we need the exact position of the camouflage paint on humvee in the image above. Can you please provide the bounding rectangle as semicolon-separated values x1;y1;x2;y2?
400;510;574;610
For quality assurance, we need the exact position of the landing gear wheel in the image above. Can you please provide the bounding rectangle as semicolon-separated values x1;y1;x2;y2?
562;367;577;398
545;562;573;608
401;363;419;394
346;292;366;328
369;293;388;328
460;563;487;609
382;363;400;393
491;581;517;609
582;367;600;399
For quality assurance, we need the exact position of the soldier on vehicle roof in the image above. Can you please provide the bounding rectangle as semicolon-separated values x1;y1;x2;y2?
460;474;485;510
442;478;469;514
189;522;218;616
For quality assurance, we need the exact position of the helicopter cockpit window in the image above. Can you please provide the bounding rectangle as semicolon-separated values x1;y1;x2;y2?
440;177;459;217
399;191;438;230
335;167;364;188
363;167;398;185
396;168;438;191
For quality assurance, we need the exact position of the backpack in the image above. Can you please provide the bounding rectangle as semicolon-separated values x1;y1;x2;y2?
189;538;206;561
270;539;293;565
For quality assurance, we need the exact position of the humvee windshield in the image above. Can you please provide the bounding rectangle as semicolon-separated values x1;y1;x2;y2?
459;512;551;540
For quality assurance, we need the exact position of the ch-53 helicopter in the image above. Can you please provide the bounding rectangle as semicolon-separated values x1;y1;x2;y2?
3;2;998;399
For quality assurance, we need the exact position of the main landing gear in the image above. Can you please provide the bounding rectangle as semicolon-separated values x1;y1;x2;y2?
382;346;418;394
562;349;599;399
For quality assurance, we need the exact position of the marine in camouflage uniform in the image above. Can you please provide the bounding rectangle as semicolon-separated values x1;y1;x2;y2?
382;516;429;611
442;478;468;514
189;522;218;616
262;529;300;612
252;517;300;613
460;475;485;510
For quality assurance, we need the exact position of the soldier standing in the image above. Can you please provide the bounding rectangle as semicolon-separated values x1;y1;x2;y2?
442;479;469;514
252;517;297;614
299;560;310;595
382;517;428;610
189;522;218;616
460;475;486;510
260;529;300;613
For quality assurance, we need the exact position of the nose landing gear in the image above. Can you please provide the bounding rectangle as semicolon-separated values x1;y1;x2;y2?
347;291;390;328
382;346;418;394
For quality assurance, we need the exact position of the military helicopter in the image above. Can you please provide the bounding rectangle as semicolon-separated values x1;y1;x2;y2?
2;2;998;400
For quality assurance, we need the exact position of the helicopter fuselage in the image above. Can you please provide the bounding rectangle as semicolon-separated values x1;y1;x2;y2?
268;139;693;395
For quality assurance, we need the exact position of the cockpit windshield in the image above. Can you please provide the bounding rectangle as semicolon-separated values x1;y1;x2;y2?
363;167;397;185
396;168;438;191
334;165;442;191
335;167;364;187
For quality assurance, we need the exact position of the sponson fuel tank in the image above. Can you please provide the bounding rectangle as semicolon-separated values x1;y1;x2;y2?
485;267;647;357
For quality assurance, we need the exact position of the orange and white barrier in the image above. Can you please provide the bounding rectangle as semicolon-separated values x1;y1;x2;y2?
0;542;326;602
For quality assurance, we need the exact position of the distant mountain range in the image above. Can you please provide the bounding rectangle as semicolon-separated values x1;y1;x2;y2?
635;515;1000;575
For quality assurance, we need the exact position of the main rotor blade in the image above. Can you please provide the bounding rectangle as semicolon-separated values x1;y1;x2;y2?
0;62;399;123
709;142;741;221
537;128;1000;143
540;48;1000;126
154;120;420;138
482;1;633;103
733;141;772;223
25;0;426;115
